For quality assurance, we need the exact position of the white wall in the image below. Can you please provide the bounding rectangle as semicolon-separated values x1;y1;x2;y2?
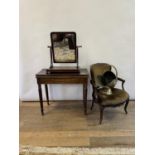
19;0;135;100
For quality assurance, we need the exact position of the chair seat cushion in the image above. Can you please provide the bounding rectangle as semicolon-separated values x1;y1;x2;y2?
98;88;129;106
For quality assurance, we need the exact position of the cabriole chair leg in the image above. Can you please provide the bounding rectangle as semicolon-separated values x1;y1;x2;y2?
124;99;129;114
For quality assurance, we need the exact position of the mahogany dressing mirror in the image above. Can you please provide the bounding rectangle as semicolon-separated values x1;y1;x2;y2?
47;32;81;73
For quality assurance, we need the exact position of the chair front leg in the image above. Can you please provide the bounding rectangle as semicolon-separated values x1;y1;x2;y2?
124;98;129;114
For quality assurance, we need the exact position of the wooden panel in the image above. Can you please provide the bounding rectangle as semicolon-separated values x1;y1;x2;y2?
36;68;88;76
38;77;87;84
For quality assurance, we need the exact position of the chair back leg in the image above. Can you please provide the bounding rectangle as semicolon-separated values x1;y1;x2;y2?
99;106;104;124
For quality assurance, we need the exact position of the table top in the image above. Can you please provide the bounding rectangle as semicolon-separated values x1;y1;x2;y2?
36;68;88;78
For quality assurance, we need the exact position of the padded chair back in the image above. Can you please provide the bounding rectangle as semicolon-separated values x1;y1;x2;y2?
90;63;111;87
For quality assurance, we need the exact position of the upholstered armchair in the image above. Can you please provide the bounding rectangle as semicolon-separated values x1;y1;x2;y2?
90;63;129;124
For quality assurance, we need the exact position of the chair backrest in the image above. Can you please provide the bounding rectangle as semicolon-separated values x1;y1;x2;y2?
90;63;111;87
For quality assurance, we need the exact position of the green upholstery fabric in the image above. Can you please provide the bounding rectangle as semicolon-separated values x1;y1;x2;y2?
98;88;129;106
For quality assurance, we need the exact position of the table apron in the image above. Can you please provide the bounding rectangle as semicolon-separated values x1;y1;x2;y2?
37;77;88;84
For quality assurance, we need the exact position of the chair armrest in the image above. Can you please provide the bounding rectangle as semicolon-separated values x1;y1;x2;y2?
117;77;125;90
90;80;97;88
77;45;82;48
90;80;99;89
118;77;125;82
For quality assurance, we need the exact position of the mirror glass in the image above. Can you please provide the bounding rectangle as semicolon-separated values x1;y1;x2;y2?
51;32;76;63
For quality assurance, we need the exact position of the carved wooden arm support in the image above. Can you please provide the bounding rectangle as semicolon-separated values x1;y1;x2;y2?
117;77;125;90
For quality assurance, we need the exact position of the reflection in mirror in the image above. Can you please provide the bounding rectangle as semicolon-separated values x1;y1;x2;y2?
51;32;76;63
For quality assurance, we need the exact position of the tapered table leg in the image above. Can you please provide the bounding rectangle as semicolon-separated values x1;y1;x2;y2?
45;84;49;105
38;84;44;115
83;83;87;115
